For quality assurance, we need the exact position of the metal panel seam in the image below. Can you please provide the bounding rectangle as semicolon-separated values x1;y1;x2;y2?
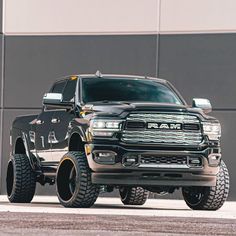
2;0;5;34
156;0;162;77
0;34;5;194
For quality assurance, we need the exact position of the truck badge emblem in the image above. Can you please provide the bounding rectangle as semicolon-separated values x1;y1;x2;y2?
147;123;182;130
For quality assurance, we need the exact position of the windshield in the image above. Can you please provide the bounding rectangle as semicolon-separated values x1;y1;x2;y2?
82;78;183;105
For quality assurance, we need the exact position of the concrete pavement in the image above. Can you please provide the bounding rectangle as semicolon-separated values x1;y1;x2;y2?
0;196;235;235
0;196;235;219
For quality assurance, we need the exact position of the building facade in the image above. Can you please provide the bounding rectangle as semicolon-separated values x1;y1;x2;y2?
0;0;235;199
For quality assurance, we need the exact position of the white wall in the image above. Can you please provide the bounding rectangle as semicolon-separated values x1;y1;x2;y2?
160;0;236;34
4;0;159;35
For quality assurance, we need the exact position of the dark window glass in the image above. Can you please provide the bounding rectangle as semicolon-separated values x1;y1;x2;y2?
51;80;67;93
82;78;182;104
63;79;77;102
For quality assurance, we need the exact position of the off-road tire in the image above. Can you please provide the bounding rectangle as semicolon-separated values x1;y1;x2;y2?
56;151;100;208
182;160;230;210
6;154;36;203
119;187;149;205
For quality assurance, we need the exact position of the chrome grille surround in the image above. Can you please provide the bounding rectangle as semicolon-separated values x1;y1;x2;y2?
127;113;200;124
121;113;203;145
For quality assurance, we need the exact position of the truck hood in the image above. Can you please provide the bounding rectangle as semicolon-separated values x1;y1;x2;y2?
82;102;210;118
93;102;186;113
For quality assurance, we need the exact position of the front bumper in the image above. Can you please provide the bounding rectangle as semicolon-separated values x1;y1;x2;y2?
86;143;220;187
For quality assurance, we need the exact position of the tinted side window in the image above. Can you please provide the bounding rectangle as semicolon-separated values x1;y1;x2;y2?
63;79;77;102
51;80;67;93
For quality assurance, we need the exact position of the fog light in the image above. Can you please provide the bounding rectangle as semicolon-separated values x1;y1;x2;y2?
94;151;116;164
208;154;221;166
126;157;136;162
123;155;139;167
188;157;202;167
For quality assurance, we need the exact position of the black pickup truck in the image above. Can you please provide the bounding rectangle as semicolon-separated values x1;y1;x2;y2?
6;72;229;210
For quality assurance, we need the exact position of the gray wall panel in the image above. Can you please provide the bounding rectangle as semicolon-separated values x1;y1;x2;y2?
158;34;236;108
0;35;3;193
0;109;2;193
0;0;2;34
4;35;157;108
0;34;3;107
1;109;40;194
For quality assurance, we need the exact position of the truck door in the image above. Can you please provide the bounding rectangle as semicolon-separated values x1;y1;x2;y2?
50;78;77;161
50;110;75;161
34;110;54;161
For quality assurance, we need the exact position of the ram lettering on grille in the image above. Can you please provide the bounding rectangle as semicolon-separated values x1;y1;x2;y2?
121;113;203;145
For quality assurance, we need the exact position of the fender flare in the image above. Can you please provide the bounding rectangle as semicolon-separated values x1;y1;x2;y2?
14;131;37;170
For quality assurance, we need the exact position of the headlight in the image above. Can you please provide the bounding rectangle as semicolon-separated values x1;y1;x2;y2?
202;122;221;140
90;119;123;137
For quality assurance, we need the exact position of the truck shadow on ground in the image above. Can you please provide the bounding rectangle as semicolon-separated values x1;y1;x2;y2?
92;203;189;211
3;201;189;211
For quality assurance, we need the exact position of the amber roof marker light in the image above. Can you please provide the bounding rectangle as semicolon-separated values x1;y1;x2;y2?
70;76;78;80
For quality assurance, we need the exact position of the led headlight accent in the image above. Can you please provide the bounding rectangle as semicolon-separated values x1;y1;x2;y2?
105;121;120;129
93;120;106;129
202;122;221;140
90;119;123;137
92;131;114;137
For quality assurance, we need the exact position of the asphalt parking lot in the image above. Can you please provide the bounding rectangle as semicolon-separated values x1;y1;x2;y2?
0;196;235;235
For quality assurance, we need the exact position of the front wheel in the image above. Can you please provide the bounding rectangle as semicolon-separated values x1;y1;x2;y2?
56;151;100;208
182;160;230;210
119;187;149;205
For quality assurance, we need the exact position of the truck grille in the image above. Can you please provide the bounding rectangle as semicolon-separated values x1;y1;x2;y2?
141;155;187;164
140;155;187;168
121;113;203;145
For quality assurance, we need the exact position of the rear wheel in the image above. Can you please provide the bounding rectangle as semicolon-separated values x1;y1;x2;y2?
56;151;100;208
182;161;230;210
6;154;36;203
119;187;149;205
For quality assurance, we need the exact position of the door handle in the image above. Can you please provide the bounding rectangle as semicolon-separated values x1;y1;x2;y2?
36;119;44;125
51;118;60;124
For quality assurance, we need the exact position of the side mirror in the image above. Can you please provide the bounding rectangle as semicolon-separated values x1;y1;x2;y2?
192;98;212;114
43;93;63;105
